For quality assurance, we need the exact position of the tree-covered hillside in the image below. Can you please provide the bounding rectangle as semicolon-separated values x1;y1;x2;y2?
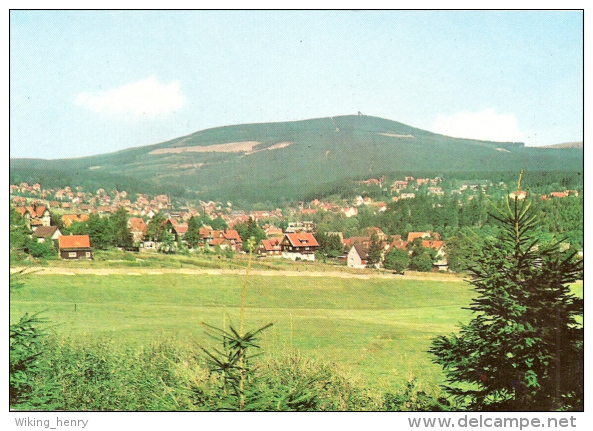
10;115;583;204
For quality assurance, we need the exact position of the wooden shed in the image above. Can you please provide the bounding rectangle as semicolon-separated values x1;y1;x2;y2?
58;235;93;259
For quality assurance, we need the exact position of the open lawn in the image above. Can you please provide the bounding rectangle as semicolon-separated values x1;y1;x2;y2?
10;269;583;393
11;269;475;392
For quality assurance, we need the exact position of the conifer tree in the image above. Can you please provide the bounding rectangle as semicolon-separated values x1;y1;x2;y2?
429;173;583;411
366;231;383;268
184;216;202;249
110;207;133;248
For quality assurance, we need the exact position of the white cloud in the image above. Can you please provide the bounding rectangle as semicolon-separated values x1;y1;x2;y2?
432;109;524;143
75;76;185;120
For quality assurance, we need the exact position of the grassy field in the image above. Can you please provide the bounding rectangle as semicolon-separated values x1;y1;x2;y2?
16;248;371;273
10;270;477;392
10;269;583;394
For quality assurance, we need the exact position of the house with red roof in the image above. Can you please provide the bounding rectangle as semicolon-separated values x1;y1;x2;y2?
62;213;90;227
58;235;92;259
300;208;317;215
14;204;51;228
13;196;27;206
280;233;319;261
364;227;388;242
164;219;188;242
406;231;441;244
258;237;283;257
263;224;283;237
222;229;243;251
210;237;232;250
128;217;147;243
388;235;408;252
421;240;448;270
549;191;568;199
209;229;243;251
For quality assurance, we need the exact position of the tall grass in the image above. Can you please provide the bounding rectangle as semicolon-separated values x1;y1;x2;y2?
15;335;452;411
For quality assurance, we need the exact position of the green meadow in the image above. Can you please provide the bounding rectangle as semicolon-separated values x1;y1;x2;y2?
10;272;584;393
10;272;480;391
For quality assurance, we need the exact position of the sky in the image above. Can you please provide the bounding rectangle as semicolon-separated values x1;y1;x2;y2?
9;10;584;159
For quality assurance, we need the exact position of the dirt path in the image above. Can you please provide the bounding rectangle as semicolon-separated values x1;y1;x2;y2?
11;266;466;282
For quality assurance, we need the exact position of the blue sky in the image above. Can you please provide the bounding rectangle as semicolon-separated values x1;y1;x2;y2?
10;10;583;159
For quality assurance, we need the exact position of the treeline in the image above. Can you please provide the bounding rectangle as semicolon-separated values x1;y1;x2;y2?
303;170;583;203
303;192;582;251
10;207;135;260
9;166;189;199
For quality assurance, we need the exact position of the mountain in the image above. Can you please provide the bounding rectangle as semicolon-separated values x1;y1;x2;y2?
10;115;583;204
536;141;583;149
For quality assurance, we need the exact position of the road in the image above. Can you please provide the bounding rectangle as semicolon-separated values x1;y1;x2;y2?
11;266;466;282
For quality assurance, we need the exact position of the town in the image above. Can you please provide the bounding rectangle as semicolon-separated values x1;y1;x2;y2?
10;174;581;273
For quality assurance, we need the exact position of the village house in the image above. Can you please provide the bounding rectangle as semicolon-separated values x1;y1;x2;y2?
407;231;441;243
364;227;388;242
164;218;188;242
12;196;27;206
199;226;213;245
391;180;409;193
33;225;62;243
62;213;90;227
342;236;372;250
422;239;447;271
549;191;568;198
280;233;319;261
58;235;93;259
388;235;408;251
210;229;243;251
15;204;51;229
285;221;314;233
427;187;445;196
341;207;358;218
460;180;491;192
376;202;388;212
263;224;283;237
257;237;284;257
347;243;372;269
300;208;317;216
352;196;365;206
128;217;147;244
209;237;233;250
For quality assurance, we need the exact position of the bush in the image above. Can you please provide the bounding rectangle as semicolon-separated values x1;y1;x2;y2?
383;379;452;411
409;249;434;272
25;239;56;258
10;312;57;409
383;247;409;273
250;352;382;411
